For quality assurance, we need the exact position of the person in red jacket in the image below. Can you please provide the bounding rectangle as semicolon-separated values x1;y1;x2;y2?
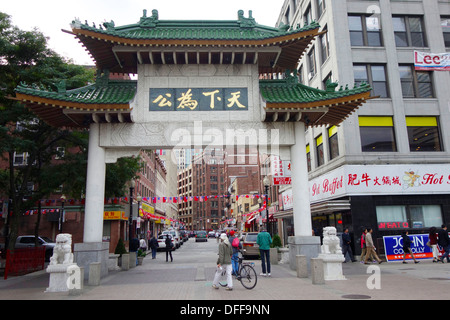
429;226;439;262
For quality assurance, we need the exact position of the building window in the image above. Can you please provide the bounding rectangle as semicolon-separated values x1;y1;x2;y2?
328;126;339;160
359;116;397;152
317;0;326;19
320;26;330;64
308;46;316;79
353;64;389;98
348;15;382;47
442;17;450;47
306;144;311;172
376;205;443;230
304;5;312;26
315;135;324;167
393;16;426;47
399;65;434;98
406;117;442;152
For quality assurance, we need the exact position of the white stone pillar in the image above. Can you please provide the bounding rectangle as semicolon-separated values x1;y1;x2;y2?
288;121;320;271
83;122;106;243
74;123;109;280
290;121;312;236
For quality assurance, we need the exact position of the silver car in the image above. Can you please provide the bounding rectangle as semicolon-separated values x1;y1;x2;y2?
242;232;260;258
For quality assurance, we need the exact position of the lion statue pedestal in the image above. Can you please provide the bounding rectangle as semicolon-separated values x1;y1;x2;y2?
46;233;79;293
318;227;346;281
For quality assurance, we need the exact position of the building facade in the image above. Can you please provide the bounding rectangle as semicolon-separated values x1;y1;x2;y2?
276;0;450;254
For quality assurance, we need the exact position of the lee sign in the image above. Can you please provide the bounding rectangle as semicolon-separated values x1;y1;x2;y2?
414;51;450;71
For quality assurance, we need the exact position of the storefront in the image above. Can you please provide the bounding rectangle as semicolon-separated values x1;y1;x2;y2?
309;164;450;256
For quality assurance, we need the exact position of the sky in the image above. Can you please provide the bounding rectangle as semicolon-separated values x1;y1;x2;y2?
3;0;285;65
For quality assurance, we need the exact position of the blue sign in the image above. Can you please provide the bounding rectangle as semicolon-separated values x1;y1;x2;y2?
383;234;433;262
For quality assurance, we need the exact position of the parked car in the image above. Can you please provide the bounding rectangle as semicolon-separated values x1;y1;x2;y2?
162;229;181;248
195;230;208;242
179;230;188;242
208;231;216;238
242;232;260;258
14;235;55;261
157;234;176;251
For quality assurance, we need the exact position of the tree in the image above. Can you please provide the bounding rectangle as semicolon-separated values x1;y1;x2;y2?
0;12;94;251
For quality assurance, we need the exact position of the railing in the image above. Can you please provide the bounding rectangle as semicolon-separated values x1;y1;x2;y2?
4;247;46;279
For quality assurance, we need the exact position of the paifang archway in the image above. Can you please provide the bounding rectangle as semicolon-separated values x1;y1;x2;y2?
15;9;371;275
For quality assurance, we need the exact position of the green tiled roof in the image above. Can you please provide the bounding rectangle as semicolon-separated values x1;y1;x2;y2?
16;77;137;106
259;76;371;105
72;9;319;42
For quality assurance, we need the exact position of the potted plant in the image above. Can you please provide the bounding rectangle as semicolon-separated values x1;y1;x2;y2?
137;249;146;265
114;238;127;266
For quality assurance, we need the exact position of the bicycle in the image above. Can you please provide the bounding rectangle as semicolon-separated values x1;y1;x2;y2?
219;250;258;289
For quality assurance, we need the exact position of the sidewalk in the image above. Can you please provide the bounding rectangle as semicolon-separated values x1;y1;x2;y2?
0;257;449;300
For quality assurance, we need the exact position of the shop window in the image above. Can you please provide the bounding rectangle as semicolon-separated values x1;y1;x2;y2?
315;135;324;167
376;205;443;230
406;117;442;152
328;126;339;160
306;144;311;172
359;116;397;152
376;205;442;230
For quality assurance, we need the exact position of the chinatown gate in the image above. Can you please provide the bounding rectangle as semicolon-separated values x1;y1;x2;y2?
15;9;371;278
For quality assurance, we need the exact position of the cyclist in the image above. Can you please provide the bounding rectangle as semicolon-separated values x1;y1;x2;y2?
228;230;241;276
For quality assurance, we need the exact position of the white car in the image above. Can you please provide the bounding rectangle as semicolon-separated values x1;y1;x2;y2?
157;234;176;251
162;230;181;248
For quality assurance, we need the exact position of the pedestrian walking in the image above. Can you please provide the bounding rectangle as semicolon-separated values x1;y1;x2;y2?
438;225;450;263
212;233;233;291
342;228;356;262
401;231;419;264
228;230;241;276
360;228;368;264
149;235;159;259
165;235;173;262
257;228;272;277
429;227;439;263
139;237;147;253
363;228;382;264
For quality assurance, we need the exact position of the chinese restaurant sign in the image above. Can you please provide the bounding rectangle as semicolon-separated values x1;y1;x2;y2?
270;155;292;185
310;164;450;203
149;88;248;111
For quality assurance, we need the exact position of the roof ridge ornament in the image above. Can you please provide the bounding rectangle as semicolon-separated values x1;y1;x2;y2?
140;9;159;28
237;10;256;28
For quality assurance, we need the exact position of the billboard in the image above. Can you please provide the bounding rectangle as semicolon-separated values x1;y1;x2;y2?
383;233;448;262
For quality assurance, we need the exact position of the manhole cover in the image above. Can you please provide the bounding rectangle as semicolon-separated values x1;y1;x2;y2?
342;294;371;300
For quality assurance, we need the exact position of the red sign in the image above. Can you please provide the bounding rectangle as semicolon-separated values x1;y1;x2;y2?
378;222;409;230
273;177;291;185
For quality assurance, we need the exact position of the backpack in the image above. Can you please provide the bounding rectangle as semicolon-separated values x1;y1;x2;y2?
232;237;240;248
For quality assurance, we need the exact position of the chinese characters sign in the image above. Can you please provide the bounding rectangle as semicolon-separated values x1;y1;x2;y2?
149;88;248;111
310;164;450;203
270;155;291;185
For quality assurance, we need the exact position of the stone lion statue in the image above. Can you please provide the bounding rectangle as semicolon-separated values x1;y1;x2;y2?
50;233;74;265
321;227;342;255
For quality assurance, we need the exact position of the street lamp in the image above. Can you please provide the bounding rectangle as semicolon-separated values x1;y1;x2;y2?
129;180;135;241
59;194;66;233
263;176;270;234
